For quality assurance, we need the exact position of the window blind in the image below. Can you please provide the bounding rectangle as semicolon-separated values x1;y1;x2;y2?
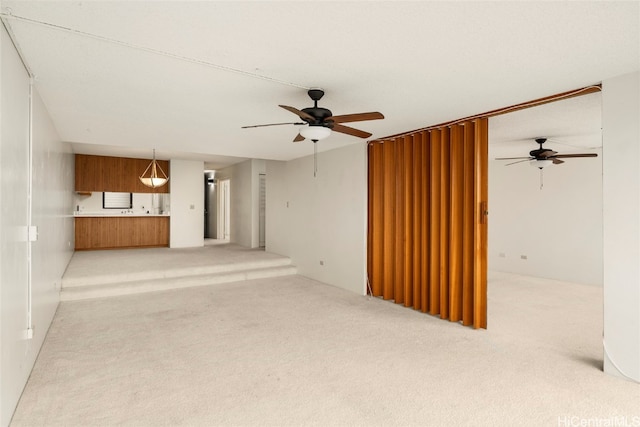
103;192;132;209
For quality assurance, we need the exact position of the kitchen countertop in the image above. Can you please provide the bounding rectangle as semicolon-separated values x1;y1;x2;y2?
74;212;170;217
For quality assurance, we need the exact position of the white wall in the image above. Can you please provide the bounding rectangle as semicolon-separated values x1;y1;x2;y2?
0;24;31;427
169;159;204;248
217;160;249;247
602;71;640;382
265;160;289;257
217;159;265;248
29;87;74;369
1;24;74;427
266;142;367;295
488;148;603;286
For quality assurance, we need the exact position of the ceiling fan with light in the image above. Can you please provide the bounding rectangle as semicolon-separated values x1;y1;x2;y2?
495;138;598;169
241;88;384;142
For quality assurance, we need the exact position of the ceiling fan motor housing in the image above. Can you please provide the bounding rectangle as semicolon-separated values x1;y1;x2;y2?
530;148;553;158
303;89;333;127
301;107;333;127
530;138;551;159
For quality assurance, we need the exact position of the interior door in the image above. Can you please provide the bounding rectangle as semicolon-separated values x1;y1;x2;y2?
367;118;488;328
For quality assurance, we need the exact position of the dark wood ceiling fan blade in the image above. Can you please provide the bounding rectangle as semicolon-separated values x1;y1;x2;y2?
552;153;598;158
326;112;384;124
505;159;533;166
331;123;372;138
552;158;565;164
279;105;315;121
242;122;304;129
293;133;305;142
495;156;532;160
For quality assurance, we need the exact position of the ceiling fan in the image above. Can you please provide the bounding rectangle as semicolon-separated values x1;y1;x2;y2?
496;138;598;168
242;88;384;142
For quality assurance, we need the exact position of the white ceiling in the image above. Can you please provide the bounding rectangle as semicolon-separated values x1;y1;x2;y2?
1;1;638;169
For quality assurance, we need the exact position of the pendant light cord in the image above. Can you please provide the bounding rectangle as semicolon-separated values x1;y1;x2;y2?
540;168;544;190
313;141;318;177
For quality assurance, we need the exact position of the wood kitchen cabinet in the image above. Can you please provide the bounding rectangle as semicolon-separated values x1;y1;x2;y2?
75;154;170;193
75;154;106;191
75;216;170;250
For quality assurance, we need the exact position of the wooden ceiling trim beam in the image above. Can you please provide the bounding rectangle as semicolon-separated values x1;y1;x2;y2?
370;84;602;143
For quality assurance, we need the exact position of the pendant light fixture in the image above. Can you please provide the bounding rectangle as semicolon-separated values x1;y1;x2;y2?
139;149;169;188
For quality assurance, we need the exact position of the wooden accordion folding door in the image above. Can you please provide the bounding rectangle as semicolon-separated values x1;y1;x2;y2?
367;118;488;328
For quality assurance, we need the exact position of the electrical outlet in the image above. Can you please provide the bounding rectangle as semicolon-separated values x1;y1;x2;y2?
319;260;324;266
499;252;506;258
520;255;528;260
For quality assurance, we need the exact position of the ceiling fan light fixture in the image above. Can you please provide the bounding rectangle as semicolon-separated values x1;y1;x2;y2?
530;159;554;169
299;124;331;141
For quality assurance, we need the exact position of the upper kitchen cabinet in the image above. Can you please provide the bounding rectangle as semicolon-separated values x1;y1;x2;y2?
75;154;105;192
75;154;170;193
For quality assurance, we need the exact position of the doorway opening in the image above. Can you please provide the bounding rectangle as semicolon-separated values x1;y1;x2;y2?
204;171;216;239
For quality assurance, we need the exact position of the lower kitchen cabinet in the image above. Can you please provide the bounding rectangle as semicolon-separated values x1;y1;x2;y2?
75;216;170;250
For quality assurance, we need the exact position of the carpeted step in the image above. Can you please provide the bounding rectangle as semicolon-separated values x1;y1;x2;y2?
62;256;293;288
60;264;298;301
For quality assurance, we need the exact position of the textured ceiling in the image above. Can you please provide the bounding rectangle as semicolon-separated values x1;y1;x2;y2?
1;1;637;169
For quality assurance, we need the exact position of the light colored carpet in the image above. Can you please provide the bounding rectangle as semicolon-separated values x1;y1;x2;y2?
10;270;640;426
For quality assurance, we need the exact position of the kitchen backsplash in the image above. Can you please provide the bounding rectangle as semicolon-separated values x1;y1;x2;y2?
74;192;170;214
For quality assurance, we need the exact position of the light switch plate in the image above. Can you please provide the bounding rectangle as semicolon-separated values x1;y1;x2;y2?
28;226;38;242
